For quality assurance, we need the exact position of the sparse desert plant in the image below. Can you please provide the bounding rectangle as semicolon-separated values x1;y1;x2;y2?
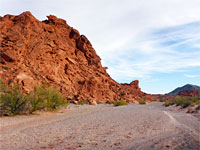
190;97;199;104
114;100;127;106
0;84;28;115
174;96;186;106
29;86;66;112
182;100;191;108
164;96;200;109
0;81;67;116
43;87;66;110
159;98;166;102
78;99;89;105
139;98;146;104
0;79;9;93
28;86;46;113
164;100;170;107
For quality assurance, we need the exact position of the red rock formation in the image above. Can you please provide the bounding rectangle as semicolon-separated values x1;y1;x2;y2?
178;90;200;97
0;11;154;103
152;90;200;101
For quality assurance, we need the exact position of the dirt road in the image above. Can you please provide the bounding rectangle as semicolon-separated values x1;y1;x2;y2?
0;102;199;150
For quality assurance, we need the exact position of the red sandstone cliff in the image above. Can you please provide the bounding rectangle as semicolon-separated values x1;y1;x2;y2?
0;11;153;103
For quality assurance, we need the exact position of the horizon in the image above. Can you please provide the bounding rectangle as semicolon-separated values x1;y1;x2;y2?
1;0;200;94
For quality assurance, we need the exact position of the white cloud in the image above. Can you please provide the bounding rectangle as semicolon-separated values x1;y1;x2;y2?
1;0;200;83
184;74;200;78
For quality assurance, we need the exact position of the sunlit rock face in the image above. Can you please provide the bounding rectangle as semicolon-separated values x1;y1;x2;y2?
0;11;154;103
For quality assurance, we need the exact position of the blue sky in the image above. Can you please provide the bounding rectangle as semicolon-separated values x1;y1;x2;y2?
1;0;200;94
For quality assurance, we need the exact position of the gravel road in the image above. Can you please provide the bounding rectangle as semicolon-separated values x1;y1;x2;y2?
0;102;199;150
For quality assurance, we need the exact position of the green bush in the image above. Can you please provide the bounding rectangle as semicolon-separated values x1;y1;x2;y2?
164;96;200;108
190;97;199;104
0;81;67;116
164;100;170;107
139;98;146;104
0;84;28;115
78;100;89;105
159;98;166;102
0;79;9;93
114;100;127;106
29;86;66;112
174;97;186;106
43;87;66;110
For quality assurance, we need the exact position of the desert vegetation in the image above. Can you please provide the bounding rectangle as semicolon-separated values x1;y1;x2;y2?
138;98;146;104
113;100;127;106
0;80;67;116
163;96;200;109
78;99;90;105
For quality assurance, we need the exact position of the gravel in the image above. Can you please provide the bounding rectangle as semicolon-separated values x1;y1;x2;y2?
0;102;199;150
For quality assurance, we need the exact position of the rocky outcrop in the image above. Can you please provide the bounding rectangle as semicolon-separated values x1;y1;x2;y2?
178;90;200;97
0;11;154;103
168;84;200;95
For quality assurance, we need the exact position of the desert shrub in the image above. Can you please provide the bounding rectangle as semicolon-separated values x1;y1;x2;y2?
114;100;127;106
182;100;191;108
29;86;66;112
43;87;66;110
0;81;67;116
28;86;45;113
159;98;166;102
164;100;170;107
0;79;9;93
0;84;28;115
174;97;192;108
164;96;200;108
174;97;186;106
139;98;146;104
190;97;199;104
78;100;89;105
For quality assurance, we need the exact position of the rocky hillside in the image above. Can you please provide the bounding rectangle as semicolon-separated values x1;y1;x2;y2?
153;84;200;101
0;11;153;103
177;89;200;97
168;84;200;95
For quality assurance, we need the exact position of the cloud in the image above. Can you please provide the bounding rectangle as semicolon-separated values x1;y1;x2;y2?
184;74;200;78
104;22;200;82
0;0;200;85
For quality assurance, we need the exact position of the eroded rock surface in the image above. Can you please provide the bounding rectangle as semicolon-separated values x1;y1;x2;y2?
0;11;153;103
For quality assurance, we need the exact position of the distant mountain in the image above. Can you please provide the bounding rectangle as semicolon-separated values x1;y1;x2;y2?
168;84;200;95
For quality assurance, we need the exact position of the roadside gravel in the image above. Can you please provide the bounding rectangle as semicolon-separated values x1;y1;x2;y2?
0;102;199;150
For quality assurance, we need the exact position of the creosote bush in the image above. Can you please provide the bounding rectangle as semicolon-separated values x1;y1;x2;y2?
164;96;200;108
78;99;89;105
114;100;127;106
139;98;146;104
0;84;28;115
0;81;67;116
